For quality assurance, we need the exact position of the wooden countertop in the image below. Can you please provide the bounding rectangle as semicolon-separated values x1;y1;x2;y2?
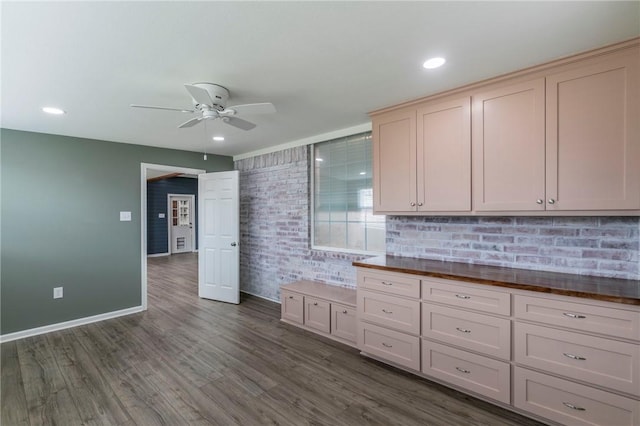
353;255;640;306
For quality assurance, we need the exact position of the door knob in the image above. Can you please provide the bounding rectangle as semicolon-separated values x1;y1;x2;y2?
230;242;237;247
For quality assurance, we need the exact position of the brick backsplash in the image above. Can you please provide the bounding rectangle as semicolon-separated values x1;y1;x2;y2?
387;216;639;279
236;147;639;302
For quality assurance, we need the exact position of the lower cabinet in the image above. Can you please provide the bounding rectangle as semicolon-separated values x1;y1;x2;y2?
355;267;640;426
280;281;357;347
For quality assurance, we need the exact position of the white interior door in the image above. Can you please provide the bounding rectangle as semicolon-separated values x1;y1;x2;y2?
198;171;239;304
169;195;194;253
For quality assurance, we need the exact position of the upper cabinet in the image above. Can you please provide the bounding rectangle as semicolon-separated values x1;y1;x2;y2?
370;38;640;215
473;79;545;211
545;49;640;211
373;96;471;214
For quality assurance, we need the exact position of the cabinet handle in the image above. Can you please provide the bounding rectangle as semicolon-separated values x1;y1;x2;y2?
288;296;294;299
563;312;586;319
456;327;471;333
382;309;393;314
418;202;423;206
563;353;586;361
548;198;556;204
455;294;471;300
562;402;586;411
410;202;416;206
381;281;393;286
536;199;543;204
313;302;318;306
342;310;348;314
382;343;393;348
455;367;471;374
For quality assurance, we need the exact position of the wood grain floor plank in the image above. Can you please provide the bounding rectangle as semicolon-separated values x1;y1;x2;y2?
1;342;31;426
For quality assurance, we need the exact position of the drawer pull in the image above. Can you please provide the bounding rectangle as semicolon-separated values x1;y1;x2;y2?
381;281;393;286
455;294;471;300
562;402;586;411
288;296;294;299
313;302;318;306
456;327;471;333
342;310;348;314
382;342;393;348
382;309;393;314
563;312;586;319
455;367;471;374
563;353;586;361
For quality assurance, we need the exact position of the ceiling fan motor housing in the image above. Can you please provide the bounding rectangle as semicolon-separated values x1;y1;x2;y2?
193;83;229;111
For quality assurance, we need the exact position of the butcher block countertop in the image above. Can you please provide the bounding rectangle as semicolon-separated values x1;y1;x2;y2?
353;255;640;306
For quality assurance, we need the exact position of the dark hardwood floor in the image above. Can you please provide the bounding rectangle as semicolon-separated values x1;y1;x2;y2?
2;253;543;425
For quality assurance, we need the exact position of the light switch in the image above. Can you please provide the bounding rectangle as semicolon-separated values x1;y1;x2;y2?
120;211;132;221
158;213;166;219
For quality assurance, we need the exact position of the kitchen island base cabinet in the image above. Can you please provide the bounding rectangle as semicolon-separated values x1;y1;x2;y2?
280;280;357;347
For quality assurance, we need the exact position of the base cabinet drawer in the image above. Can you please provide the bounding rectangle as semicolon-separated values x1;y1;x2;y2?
514;367;640;426
358;322;420;371
514;294;640;340
422;303;511;360
281;291;304;324
304;296;330;333
422;278;511;316
358;270;421;298
358;290;420;334
422;340;510;404
514;322;640;396
331;303;356;343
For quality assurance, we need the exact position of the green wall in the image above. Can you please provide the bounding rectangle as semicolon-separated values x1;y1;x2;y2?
0;129;233;335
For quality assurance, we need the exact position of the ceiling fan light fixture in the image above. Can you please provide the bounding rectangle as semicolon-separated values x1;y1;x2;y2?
42;106;65;115
422;57;446;69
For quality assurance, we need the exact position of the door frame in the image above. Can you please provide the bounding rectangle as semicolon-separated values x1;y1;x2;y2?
140;163;206;310
167;193;196;254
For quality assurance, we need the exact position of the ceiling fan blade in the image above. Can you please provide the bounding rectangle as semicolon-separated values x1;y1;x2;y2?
130;104;194;113
178;117;203;128
184;84;213;107
223;116;256;131
229;102;276;115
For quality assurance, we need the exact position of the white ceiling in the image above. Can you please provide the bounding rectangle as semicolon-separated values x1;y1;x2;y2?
2;1;639;159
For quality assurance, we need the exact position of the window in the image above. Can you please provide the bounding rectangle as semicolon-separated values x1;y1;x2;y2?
312;132;385;254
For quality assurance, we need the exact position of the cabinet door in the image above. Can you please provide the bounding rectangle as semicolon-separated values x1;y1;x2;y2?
473;79;546;211
331;303;357;343
372;109;417;212
546;48;640;210
416;97;471;211
304;296;330;333
281;291;304;324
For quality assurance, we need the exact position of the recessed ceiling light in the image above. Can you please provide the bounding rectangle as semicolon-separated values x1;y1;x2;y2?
213;136;224;141
422;57;446;69
359;172;366;175
42;107;66;115
316;158;323;162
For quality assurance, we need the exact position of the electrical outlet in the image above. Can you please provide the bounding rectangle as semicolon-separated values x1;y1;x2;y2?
53;287;63;299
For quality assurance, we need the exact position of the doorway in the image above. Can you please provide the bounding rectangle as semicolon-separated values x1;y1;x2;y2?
141;163;206;310
168;194;196;254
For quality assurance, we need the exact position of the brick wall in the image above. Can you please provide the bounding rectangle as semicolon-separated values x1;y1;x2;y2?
235;146;365;301
387;216;639;280
237;147;639;301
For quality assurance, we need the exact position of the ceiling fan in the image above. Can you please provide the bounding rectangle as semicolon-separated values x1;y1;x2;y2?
131;83;276;130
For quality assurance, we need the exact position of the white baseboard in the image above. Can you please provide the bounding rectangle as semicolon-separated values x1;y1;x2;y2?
0;306;144;343
147;252;170;258
241;290;280;304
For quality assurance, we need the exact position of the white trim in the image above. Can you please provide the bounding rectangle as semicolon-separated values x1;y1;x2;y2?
141;163;206;311
0;306;143;343
241;290;280;304
147;252;170;258
167;193;196;254
233;122;372;161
